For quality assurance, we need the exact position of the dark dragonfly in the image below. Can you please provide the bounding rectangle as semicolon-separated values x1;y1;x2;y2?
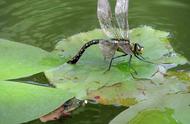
67;0;151;74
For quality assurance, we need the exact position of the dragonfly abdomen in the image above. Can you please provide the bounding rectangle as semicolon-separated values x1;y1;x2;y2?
67;39;100;64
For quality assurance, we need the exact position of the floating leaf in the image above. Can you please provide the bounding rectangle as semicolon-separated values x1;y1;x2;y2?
45;26;188;102
46;26;187;98
0;81;74;124
0;39;65;80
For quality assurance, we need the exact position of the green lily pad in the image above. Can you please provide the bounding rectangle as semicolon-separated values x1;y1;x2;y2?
0;39;65;80
110;93;190;124
45;26;188;101
0;81;74;124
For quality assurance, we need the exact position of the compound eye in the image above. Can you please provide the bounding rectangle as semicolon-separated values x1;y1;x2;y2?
138;46;142;51
141;47;144;52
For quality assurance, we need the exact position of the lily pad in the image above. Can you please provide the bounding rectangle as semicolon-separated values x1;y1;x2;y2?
45;26;188;101
0;81;74;124
0;39;65;80
110;93;190;124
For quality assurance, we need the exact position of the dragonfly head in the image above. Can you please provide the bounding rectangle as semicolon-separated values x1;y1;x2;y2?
134;43;144;55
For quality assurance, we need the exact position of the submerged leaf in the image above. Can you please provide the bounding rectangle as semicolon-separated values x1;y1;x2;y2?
0;39;65;80
0;81;73;124
128;109;180;124
110;93;190;124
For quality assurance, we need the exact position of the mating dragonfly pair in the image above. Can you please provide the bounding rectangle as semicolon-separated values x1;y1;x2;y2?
67;0;153;76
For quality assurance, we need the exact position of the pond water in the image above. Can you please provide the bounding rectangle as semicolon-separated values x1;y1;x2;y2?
0;0;190;123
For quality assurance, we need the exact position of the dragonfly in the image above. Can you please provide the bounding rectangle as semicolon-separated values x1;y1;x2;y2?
67;0;152;75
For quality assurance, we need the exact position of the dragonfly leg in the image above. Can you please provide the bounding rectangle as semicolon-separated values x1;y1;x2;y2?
139;54;145;60
130;72;152;80
128;55;138;75
134;54;155;64
106;54;128;71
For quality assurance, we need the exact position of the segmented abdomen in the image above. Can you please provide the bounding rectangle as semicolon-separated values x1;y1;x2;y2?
67;39;100;64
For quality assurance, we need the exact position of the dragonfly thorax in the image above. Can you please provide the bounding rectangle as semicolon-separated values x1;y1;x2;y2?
111;38;129;43
110;39;144;56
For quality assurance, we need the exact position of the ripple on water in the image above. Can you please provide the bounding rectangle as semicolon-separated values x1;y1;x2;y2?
0;0;96;50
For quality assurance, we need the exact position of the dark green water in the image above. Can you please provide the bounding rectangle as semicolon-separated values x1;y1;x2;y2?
0;0;190;123
0;0;190;58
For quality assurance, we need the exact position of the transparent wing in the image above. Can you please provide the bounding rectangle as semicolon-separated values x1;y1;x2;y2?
99;40;118;59
115;0;129;39
97;0;118;38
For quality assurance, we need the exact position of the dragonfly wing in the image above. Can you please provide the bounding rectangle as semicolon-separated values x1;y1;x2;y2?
115;0;129;39
99;40;118;59
97;0;116;38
